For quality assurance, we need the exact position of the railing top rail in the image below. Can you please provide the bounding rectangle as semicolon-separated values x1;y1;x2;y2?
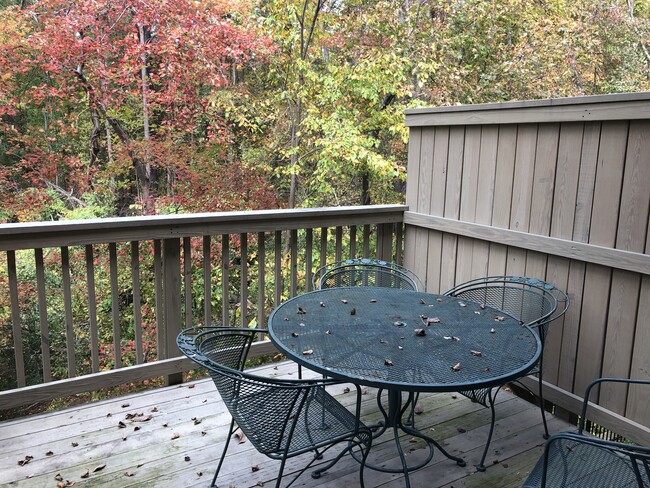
0;205;407;251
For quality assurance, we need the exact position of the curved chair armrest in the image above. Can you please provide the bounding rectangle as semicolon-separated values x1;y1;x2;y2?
579;378;650;434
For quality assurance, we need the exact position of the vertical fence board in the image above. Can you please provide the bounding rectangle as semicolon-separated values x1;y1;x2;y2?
153;240;164;360
348;226;357;261
440;126;465;291
363;225;371;258
456;125;482;284
85;245;99;374
488;125;517;276
35;248;52;382
305;228;313;292
405;127;422;269
413;128;435;283
627;274;650;424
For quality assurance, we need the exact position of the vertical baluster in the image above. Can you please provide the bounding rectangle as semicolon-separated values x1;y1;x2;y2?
154;240;164;360
349;225;357;259
131;242;143;364
395;223;403;265
320;227;328;268
7;250;26;387
222;234;230;327
108;243;121;369
240;233;248;328
274;231;282;307
290;229;298;297
363;224;371;257
35;249;52;382
257;232;266;335
335;226;343;262
61;246;76;376
376;223;393;261
85;246;99;373
183;237;192;330
305;228;313;292
203;236;211;327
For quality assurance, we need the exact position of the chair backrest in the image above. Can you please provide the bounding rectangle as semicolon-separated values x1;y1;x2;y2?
314;258;422;291
444;276;569;341
176;327;313;456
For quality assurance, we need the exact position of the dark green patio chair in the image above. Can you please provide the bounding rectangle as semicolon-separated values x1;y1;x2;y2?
177;327;372;488
444;275;569;470
313;258;423;291
522;377;650;488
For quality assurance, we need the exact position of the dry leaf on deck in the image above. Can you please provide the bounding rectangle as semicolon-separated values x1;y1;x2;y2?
71;442;78;447
118;421;127;429
46;451;54;456
171;432;180;440
414;404;425;415
184;456;191;462
251;465;260;472
55;473;63;481
93;464;106;472
121;403;130;408
125;472;135;477
151;407;159;412
234;428;247;444
17;455;33;466
80;470;90;479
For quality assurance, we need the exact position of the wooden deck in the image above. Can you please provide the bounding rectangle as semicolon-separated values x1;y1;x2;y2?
0;361;573;487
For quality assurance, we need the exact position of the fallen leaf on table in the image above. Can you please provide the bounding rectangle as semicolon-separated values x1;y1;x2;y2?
452;336;460;341
320;301;325;307
350;308;356;315
341;299;348;304
436;298;443;302
384;359;394;366
480;303;486;309
490;328;496;333
470;350;482;357
451;362;461;372
325;330;332;335
458;302;467;307
297;306;306;314
483;367;491;372
291;332;299;337
420;298;426;304
426;317;441;325
302;349;314;355
414;328;426;336
370;299;377;303
495;316;506;322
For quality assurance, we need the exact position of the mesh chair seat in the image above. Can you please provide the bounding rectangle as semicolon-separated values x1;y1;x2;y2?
177;327;372;488
521;378;650;488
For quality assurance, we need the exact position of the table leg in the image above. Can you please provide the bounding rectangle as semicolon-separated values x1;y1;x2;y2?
352;389;466;480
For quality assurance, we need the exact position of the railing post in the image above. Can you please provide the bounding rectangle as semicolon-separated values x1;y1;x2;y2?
162;238;183;385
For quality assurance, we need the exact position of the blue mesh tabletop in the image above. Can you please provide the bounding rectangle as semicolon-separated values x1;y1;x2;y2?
268;287;541;392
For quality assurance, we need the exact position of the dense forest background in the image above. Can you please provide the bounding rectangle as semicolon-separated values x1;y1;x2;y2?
1;0;649;223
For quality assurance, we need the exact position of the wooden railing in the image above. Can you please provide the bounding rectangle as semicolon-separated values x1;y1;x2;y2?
0;205;406;409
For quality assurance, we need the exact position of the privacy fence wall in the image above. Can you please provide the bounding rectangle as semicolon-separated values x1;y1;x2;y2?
402;92;650;444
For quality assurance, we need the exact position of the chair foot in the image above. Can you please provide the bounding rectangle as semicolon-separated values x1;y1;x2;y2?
543;433;550;440
457;460;466;467
311;472;322;479
475;464;486;472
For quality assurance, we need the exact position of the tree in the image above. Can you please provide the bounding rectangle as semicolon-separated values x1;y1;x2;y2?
0;0;273;217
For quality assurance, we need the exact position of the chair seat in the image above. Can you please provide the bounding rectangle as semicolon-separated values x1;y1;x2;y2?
523;435;650;488
230;383;370;458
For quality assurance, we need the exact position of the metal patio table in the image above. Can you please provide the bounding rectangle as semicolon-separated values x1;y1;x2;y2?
268;287;542;486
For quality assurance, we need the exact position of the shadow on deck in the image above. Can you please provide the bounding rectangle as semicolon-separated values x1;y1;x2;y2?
0;361;573;487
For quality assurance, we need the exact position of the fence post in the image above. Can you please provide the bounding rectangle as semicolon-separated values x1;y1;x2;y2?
375;223;394;262
162;238;183;385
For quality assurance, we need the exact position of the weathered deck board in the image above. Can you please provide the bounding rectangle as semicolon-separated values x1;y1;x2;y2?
0;361;572;487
